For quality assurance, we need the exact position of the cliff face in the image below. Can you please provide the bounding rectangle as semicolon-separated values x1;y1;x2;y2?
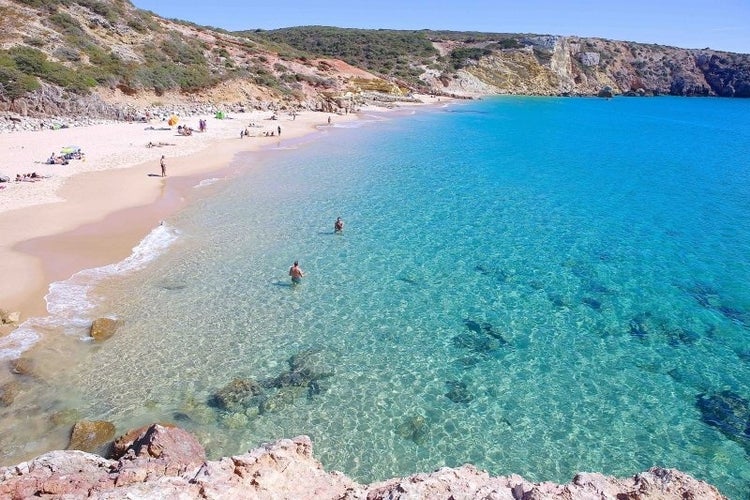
0;424;727;499
430;35;750;98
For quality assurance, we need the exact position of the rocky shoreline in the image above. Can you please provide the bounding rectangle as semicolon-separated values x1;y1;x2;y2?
0;424;726;499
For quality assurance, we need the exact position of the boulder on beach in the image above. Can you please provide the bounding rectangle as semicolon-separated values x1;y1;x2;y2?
90;317;119;341
0;309;20;325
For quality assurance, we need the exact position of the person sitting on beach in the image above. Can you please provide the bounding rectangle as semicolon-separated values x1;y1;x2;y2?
334;217;344;233
289;260;304;284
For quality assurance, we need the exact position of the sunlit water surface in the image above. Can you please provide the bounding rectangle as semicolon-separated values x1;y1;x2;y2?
2;97;749;498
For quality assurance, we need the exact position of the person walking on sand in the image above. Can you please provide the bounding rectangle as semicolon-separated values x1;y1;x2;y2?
160;155;166;177
289;260;304;284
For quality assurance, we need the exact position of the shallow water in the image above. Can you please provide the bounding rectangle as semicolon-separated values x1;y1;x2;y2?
2;97;750;498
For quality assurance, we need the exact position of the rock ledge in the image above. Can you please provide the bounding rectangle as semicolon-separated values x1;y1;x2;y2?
0;424;726;499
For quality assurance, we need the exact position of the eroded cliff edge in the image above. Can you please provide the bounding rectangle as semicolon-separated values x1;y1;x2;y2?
0;424;726;499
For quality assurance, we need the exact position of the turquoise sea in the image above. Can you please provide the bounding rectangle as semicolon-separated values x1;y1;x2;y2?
2;96;750;498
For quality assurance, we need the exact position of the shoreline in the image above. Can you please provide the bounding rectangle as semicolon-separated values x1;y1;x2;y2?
0;97;445;353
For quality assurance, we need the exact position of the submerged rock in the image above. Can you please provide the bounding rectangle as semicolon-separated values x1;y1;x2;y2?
445;380;473;404
696;390;750;453
684;282;749;328
49;408;81;427
0;380;21;407
259;386;306;414
452;333;503;355
288;349;336;381
208;378;263;412
264;349;336;393
629;313;653;339
90;317;120;341
474;265;509;282
581;296;602;311
396;414;429;445
665;327;700;347
9;357;35;376
67;420;116;453
463;319;509;344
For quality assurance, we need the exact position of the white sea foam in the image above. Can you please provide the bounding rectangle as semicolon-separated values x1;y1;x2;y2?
0;323;39;361
0;223;180;359
194;177;222;188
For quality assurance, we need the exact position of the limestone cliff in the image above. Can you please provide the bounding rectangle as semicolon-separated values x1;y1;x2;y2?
428;35;750;98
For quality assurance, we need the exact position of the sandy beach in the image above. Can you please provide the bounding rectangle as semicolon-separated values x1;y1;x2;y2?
0;96;445;351
0;109;363;326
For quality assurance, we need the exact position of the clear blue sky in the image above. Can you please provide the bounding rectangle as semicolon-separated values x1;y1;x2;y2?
130;0;750;54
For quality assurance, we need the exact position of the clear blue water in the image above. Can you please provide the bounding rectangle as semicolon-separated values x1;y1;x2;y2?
2;97;750;498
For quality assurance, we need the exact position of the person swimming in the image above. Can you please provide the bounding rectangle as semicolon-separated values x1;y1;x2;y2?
289;260;304;284
334;217;344;233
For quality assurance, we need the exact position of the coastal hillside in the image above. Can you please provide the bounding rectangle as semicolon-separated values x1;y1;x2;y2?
0;0;749;126
0;0;400;124
248;27;750;98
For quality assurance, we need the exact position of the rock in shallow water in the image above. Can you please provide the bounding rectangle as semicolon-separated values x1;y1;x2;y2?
89;317;120;341
67;420;116;453
696;390;750;454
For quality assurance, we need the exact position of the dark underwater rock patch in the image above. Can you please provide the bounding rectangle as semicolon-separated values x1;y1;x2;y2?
207;349;336;422
396;414;429;445
463;319;509;345
665;327;700;347
683;282;749;328
453;319;511;361
581;296;602;311
628;313;652;339
445;380;473;404
696;390;750;454
208;378;263;412
474;265;509;282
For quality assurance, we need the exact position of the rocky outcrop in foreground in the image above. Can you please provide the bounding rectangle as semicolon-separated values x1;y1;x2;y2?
0;424;725;499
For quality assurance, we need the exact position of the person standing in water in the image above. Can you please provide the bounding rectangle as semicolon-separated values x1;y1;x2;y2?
289;260;304;284
334;217;344;233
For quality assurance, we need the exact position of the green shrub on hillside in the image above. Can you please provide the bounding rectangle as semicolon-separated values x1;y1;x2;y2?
24;37;47;48
160;35;206;66
49;11;85;38
449;47;492;70
54;46;81;61
0;66;41;100
247;27;437;86
74;0;121;23
15;0;71;10
8;46;95;93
